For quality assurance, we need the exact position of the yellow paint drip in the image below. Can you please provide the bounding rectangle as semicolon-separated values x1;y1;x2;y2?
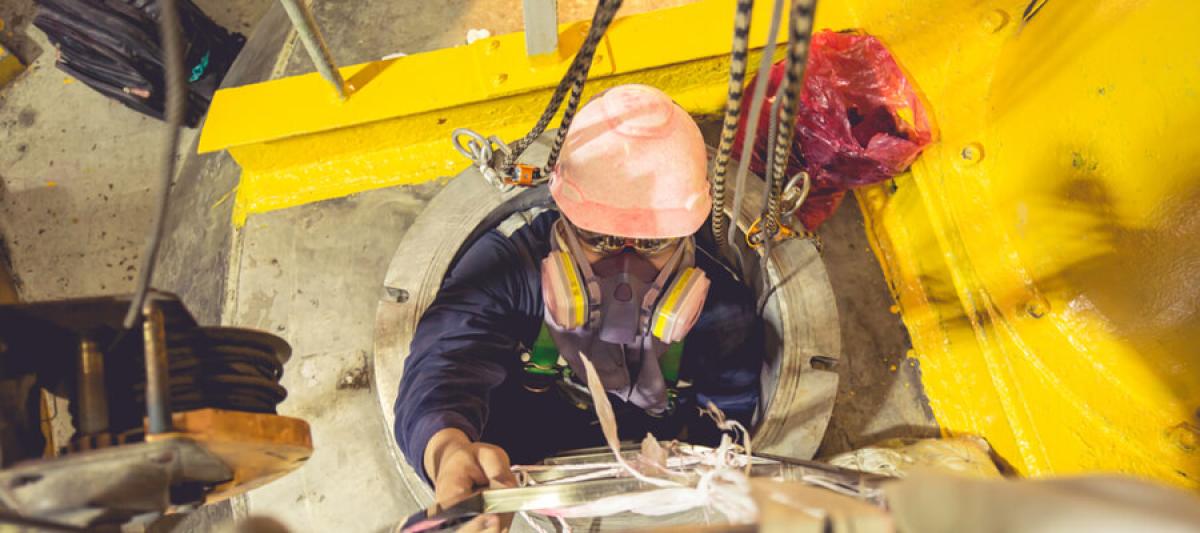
827;0;1200;488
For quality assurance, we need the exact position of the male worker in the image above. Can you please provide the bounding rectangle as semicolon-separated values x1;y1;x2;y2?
394;84;763;508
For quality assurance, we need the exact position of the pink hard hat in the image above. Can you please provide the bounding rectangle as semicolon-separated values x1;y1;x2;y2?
550;84;711;239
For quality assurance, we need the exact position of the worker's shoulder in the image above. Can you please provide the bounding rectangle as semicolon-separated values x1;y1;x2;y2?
492;207;556;255
458;209;557;267
493;207;558;239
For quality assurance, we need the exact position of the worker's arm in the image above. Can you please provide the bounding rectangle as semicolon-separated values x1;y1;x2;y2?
393;228;542;485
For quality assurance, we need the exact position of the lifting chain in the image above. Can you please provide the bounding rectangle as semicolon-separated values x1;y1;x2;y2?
746;170;818;249
709;0;755;246
721;0;787;253
711;0;818;252
450;0;624;194
510;0;624;176
761;0;816;243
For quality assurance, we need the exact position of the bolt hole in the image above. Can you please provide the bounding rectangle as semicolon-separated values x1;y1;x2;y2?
385;287;409;303
961;143;984;163
1025;300;1048;318
9;474;42;488
810;356;838;370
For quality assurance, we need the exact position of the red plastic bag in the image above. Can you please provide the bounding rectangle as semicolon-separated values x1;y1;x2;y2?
733;30;934;230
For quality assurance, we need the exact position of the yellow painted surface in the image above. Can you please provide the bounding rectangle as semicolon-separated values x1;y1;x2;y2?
200;0;787;225
0;42;24;88
823;0;1200;488
202;0;1200;489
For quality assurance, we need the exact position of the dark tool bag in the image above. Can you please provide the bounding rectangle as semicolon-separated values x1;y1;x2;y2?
34;0;246;127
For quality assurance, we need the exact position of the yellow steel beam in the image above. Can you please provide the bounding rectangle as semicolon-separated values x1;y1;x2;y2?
0;38;24;89
199;0;787;225
822;0;1200;489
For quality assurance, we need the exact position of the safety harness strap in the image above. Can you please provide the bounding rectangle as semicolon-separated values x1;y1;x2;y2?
525;324;683;408
527;324;561;376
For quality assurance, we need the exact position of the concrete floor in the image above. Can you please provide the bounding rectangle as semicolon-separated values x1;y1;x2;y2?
0;0;935;530
229;186;441;531
0;0;274;301
814;199;938;456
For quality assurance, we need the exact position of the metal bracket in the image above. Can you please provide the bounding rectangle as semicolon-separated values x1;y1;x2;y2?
523;0;559;58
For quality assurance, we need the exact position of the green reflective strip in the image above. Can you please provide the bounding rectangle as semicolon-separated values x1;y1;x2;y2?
660;341;683;382
528;323;560;374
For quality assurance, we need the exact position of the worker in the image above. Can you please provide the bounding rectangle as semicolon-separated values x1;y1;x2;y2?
394;84;764;509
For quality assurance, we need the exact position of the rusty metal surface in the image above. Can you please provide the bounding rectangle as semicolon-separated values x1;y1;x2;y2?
0;439;231;527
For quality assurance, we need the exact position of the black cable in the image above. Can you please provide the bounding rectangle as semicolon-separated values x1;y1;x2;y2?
710;0;756;247
122;0;185;328
132;329;289;416
541;0;624;172
503;0;623;173
762;0;815;237
451;185;553;268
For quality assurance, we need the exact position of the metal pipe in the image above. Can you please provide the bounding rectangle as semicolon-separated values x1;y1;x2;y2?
277;0;347;99
141;301;173;434
76;338;109;435
523;0;558;57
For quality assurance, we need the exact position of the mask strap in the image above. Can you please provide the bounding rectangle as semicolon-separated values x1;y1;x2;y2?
555;219;602;309
639;237;693;317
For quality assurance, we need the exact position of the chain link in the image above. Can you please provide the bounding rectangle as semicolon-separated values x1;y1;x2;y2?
711;0;756;248
763;0;816;240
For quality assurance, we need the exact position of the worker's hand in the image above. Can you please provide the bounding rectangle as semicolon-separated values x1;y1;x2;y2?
424;428;517;532
455;514;507;533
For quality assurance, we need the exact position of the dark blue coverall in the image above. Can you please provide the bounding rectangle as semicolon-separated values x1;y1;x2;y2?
394;211;764;481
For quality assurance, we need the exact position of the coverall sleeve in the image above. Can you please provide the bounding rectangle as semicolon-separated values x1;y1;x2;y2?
393;230;539;482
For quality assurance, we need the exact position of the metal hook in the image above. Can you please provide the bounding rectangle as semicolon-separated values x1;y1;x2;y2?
452;128;514;192
780;170;811;213
452;128;493;165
